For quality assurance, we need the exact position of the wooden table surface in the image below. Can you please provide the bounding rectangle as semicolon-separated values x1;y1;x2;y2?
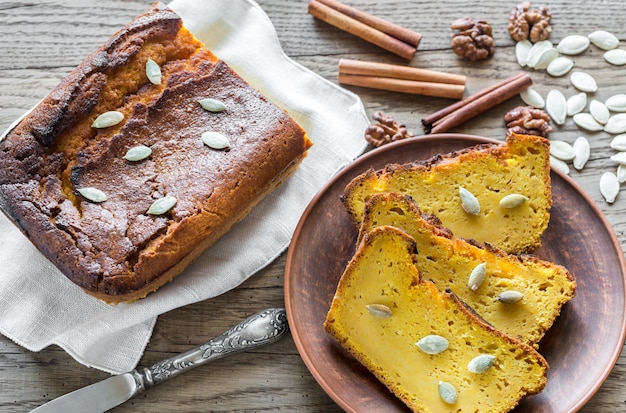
1;0;625;412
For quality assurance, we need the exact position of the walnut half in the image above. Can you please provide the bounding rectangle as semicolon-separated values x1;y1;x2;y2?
450;17;495;61
508;2;552;43
504;106;553;138
365;112;414;147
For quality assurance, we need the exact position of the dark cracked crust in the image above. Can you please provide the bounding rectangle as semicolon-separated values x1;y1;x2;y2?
0;3;311;303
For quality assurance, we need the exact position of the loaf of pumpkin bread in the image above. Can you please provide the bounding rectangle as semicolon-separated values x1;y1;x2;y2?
0;3;312;303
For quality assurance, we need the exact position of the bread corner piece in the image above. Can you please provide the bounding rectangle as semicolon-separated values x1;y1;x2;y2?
0;2;312;303
324;226;548;413
358;192;576;346
342;133;551;254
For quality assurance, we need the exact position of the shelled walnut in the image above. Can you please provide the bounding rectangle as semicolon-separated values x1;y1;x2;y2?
450;17;495;61
365;112;414;147
508;2;552;43
504;106;553;138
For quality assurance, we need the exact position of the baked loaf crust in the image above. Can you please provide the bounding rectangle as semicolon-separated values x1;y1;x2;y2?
0;3;312;303
342;133;551;254
324;226;549;413
359;192;576;345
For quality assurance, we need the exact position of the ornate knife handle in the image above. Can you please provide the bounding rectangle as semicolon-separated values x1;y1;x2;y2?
133;308;289;391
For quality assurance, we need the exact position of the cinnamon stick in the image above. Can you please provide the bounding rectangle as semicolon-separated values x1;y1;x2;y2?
316;0;422;48
339;59;466;86
308;0;418;60
338;74;465;99
422;73;533;134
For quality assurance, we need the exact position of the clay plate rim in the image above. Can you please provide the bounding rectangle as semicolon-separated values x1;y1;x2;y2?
284;133;626;413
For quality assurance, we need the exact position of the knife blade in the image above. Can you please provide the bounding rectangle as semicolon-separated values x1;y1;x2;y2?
30;308;289;413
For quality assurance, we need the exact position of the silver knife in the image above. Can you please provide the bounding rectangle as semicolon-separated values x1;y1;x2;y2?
30;308;289;412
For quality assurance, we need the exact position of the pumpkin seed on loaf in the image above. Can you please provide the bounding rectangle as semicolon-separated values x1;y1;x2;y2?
342;133;552;254
324;225;549;413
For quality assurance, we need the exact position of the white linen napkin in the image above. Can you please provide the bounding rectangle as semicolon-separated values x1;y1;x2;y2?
0;0;368;374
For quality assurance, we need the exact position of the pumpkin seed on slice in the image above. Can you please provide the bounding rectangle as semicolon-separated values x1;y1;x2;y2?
199;98;227;112
201;131;230;149
148;195;177;215
92;111;124;128
459;187;480;216
124;145;152;162
468;354;496;373
497;290;524;304
146;58;162;85
77;187;108;203
366;304;392;318
416;335;449;355
468;262;486;291
500;193;529;209
438;381;458;405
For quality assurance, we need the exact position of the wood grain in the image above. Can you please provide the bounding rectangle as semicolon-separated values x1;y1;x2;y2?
0;1;625;412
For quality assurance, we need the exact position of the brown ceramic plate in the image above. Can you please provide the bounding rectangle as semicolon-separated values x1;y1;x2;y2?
284;134;626;413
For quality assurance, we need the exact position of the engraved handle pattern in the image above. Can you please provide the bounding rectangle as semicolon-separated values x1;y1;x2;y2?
133;308;288;392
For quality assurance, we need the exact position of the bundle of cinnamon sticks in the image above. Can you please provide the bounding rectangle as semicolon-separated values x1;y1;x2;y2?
422;73;533;134
308;0;421;60
338;59;466;99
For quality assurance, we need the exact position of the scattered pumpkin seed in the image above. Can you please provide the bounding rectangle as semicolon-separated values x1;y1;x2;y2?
201;131;230;149
468;262;486;291
617;165;626;183
146;58;162;85
600;172;620;204
573;113;603;132
92;111;124;128
550;140;576;161
520;88;545;109
546;89;567;125
610;152;626;164
148;195;177;215
515;39;532;67
556;35;590;55
606;95;626;113
416;335;449;355
124;145;152;162
604;49;626;66
604;114;626;134
199;98;227;112
566;92;587;117
573;137;591;170
525;40;553;68
468;354;496;373
547;56;574;77
77;187;108;203
610;134;626;151
438;381;458;405
570;72;598;93
499;193;528;209
497;290;524;304
550;156;570;175
366;304;392;318
589;99;610;124
533;47;559;70
588;30;619;51
459;187;480;216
